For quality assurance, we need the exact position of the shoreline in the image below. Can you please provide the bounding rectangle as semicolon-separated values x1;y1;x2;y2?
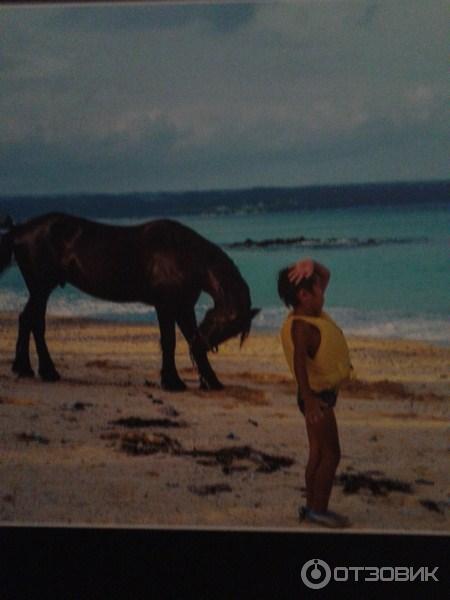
0;312;448;531
0;307;448;344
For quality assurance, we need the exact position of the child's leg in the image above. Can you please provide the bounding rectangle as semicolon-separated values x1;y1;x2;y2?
305;408;341;513
304;430;321;510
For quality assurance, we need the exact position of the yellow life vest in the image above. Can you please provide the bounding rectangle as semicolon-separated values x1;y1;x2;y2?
280;311;353;392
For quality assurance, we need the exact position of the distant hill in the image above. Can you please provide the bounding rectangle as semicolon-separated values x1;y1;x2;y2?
0;180;448;222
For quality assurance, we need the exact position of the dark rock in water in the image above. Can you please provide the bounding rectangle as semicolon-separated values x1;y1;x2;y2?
335;472;412;495
188;483;232;496
226;235;309;249
248;419;259;427
225;235;429;251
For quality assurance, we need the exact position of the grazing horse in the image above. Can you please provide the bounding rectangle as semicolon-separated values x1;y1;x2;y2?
0;213;259;391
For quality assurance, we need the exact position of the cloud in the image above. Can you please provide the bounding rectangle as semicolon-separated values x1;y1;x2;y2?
46;3;257;34
0;1;448;194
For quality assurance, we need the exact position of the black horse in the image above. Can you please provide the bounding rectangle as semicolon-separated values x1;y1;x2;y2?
0;213;259;391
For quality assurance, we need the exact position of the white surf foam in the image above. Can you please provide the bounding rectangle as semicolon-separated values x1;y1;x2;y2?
0;291;448;345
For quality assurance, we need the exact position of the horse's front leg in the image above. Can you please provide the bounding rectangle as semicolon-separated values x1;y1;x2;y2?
176;308;224;391
12;299;35;377
155;305;186;391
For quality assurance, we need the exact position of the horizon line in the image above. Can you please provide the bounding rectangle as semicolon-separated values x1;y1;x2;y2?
2;177;449;201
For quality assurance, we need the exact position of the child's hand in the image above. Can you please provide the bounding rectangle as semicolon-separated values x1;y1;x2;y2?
304;395;328;424
288;258;314;285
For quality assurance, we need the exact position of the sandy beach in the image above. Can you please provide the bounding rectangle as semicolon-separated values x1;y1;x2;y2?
0;312;448;532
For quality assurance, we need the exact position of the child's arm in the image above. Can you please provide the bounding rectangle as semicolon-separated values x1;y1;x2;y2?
292;320;327;424
288;258;330;292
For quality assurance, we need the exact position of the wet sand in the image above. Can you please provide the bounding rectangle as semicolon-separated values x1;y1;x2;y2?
0;312;448;532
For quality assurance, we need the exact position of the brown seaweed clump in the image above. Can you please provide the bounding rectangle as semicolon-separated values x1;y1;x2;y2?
117;432;294;475
120;432;183;456
336;472;412;495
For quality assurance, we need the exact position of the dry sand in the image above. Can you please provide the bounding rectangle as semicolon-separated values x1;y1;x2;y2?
0;312;448;532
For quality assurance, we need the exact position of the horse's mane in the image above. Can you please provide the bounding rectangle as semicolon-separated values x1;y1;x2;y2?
204;242;250;307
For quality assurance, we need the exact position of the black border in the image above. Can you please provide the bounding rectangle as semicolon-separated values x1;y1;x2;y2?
1;526;449;598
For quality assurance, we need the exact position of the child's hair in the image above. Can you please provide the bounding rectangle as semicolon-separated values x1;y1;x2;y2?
277;267;317;308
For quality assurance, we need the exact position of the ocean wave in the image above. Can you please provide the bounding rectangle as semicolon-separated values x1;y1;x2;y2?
0;291;447;345
225;236;429;250
255;307;450;346
0;290;157;321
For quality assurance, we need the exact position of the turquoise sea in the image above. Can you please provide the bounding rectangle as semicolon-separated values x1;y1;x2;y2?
0;194;448;345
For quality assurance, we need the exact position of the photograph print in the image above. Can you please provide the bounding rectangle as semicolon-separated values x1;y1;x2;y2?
0;1;448;533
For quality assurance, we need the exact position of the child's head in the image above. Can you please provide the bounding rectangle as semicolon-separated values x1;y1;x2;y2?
277;267;318;308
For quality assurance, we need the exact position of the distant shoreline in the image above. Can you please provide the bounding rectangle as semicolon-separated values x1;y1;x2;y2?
1;180;448;221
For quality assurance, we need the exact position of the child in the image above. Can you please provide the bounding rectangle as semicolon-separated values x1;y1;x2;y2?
278;258;352;528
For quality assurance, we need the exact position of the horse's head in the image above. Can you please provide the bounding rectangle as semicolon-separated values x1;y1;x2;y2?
196;260;260;352
196;306;260;352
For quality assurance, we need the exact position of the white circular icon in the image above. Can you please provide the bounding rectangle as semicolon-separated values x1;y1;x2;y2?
301;559;332;590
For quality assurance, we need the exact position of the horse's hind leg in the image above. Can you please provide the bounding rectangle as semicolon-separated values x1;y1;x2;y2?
176;308;224;391
155;305;186;391
31;289;60;382
12;299;35;377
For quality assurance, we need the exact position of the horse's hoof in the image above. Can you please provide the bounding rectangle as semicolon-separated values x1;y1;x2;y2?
12;363;35;378
161;379;187;392
39;369;61;382
200;379;224;391
16;369;35;378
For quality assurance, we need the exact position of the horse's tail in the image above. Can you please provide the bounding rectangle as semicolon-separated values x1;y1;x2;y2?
0;216;14;275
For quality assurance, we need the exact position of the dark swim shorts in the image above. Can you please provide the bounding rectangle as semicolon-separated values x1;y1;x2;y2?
297;389;337;415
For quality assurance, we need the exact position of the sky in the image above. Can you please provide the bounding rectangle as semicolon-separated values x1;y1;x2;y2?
1;1;449;195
